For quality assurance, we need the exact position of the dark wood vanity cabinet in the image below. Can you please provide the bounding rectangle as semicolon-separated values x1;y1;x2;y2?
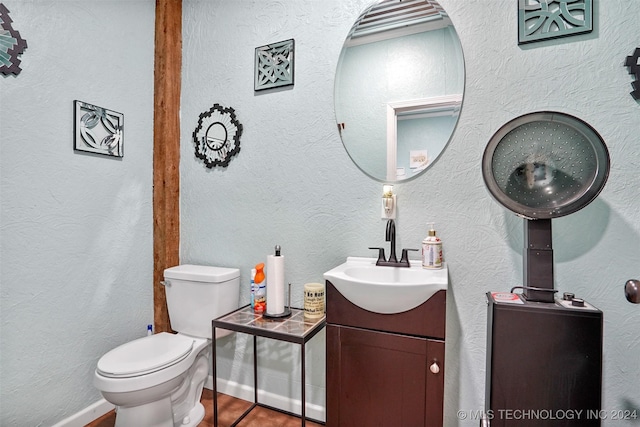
326;281;446;427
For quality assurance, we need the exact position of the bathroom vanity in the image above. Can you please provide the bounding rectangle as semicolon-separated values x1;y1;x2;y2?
325;281;446;426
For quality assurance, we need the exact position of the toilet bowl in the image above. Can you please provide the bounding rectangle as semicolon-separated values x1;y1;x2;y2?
94;333;209;427
94;265;240;427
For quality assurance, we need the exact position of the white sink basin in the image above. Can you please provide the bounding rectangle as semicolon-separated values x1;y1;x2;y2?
323;257;448;314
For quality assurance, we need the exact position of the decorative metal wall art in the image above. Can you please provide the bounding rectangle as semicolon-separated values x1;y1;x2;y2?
255;39;294;91
518;0;592;45
192;104;242;168
74;101;124;157
625;48;640;100
0;3;28;76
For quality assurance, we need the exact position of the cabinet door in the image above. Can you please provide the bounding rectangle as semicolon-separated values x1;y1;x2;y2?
327;325;444;427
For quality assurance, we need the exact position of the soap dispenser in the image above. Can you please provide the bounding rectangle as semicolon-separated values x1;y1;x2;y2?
422;222;443;269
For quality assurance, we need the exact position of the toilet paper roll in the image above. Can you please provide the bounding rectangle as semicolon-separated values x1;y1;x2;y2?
266;254;285;315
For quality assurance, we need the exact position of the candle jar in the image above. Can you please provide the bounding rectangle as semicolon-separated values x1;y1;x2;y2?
304;283;325;319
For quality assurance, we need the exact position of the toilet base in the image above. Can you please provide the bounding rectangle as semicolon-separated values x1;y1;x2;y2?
114;396;174;427
112;399;205;427
179;402;205;427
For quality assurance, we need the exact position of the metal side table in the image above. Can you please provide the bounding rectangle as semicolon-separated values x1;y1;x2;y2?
212;305;326;427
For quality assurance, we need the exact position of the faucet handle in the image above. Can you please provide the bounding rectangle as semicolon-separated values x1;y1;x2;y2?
400;248;419;266
369;247;386;265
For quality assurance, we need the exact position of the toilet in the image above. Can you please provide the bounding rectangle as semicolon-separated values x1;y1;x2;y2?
94;264;240;427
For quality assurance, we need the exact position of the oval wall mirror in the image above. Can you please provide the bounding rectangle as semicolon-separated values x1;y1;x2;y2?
334;0;465;182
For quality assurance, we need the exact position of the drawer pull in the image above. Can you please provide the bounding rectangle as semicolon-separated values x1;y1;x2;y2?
429;362;440;374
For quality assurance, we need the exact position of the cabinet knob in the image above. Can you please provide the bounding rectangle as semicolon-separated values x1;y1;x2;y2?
429;362;440;374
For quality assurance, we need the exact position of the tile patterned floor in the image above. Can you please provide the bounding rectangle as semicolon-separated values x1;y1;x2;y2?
85;389;324;427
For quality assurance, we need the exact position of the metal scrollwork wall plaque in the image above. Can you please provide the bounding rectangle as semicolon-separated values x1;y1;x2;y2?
518;0;593;45
74;100;124;157
192;104;242;168
255;39;294;91
0;3;28;76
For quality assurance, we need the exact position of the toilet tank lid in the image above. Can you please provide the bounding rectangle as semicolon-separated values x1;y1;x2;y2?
164;264;239;283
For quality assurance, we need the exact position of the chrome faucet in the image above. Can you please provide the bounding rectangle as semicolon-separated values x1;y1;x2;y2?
369;219;417;267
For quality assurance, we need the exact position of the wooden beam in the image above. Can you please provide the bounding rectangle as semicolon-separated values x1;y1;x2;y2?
153;0;181;333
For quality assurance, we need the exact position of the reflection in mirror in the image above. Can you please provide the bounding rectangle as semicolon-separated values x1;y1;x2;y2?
335;0;464;182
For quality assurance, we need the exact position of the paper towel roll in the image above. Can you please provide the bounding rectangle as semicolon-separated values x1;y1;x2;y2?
266;254;285;315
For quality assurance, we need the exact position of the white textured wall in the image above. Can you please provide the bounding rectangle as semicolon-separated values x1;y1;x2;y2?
181;0;640;425
0;1;155;425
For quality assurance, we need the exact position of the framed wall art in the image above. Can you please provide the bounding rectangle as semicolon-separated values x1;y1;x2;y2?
254;39;294;91
518;0;593;45
74;100;124;157
192;103;242;168
625;48;640;100
0;3;28;76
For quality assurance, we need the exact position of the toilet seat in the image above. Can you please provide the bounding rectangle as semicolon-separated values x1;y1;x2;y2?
97;332;194;378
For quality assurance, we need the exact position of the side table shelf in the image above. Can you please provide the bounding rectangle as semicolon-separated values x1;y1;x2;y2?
212;305;326;427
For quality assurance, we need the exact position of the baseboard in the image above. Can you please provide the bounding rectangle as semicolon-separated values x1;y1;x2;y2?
51;398;115;427
207;375;326;422
57;375;324;426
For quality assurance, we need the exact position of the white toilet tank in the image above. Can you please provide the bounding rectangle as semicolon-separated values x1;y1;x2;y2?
163;264;240;339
